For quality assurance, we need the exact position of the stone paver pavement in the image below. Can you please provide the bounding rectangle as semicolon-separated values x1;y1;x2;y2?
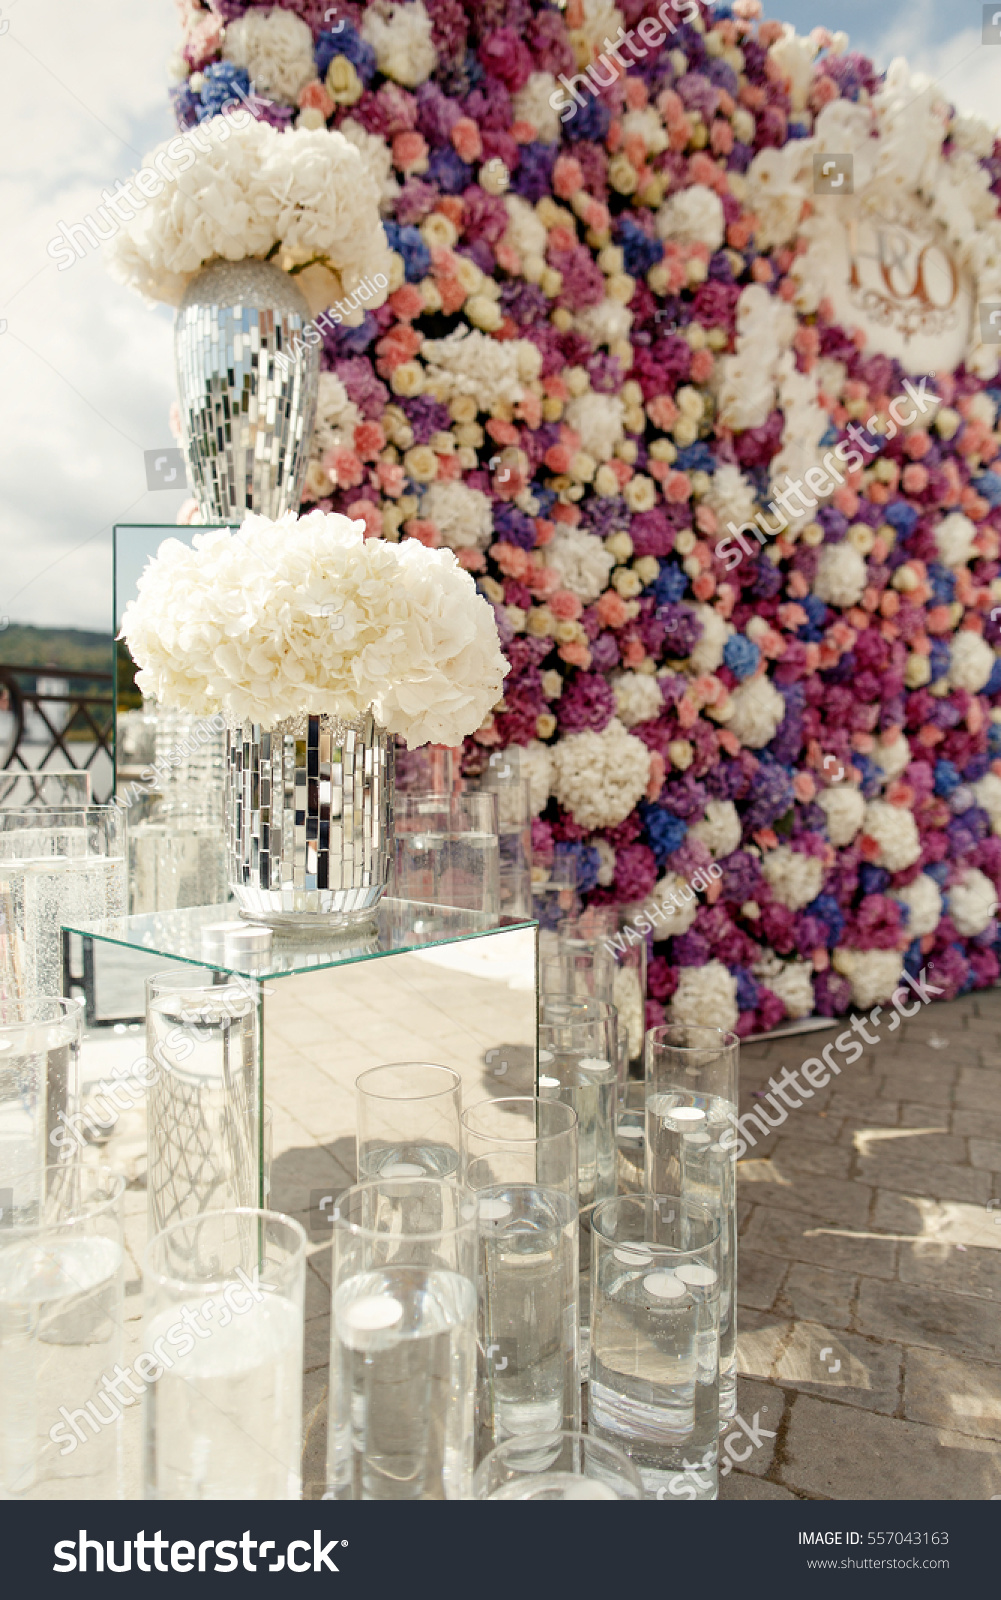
720;990;1001;1501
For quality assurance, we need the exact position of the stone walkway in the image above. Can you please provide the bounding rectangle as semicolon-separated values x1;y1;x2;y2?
721;989;1001;1501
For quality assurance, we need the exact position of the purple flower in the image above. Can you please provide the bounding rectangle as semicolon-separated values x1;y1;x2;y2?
558;672;616;734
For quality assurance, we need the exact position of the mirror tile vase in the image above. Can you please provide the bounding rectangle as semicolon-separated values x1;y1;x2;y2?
175;258;319;522
226;713;394;928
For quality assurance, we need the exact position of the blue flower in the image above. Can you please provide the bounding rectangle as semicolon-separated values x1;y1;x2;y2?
564;97;611;143
427;146;473;194
928;638;950;683
673;442;715;473
326;312;378;355
734;968;760;1011
723;635;760;681
198;62;250;120
972;472;1001;508
986;658;1001;698
510;142;558;203
988;723;1001;757
925;861;950;887
964;753;991;783
553;841;599;895
315;26;376;83
819;424;839;447
903;939;924;977
927;563;955;605
859;864;890;896
382;223;431;283
654;563;688;606
808;893;844;949
641;803;688;866
852;753;882;801
934;759;961;798
883;502;919;537
616;216;663;278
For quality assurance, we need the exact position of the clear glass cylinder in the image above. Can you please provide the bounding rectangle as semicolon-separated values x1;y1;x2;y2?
326;1177;478;1500
0;772;91;808
143;1207;306;1500
460;1096;580;1457
645;1023;738;1421
129;816;228;915
477;754;532;921
144;971;261;1237
538;999;618;1362
392;792;499;918
590;1193;721;1501
355;1062;462;1182
474;1429;644;1500
0;997;83;1186
615;1080;646;1196
0;1163;125;1499
0;807;126;999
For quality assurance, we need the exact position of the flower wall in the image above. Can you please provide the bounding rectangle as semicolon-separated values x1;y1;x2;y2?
168;0;1001;1034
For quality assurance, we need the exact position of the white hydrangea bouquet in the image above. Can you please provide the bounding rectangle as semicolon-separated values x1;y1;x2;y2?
105;116;392;314
119;511;509;749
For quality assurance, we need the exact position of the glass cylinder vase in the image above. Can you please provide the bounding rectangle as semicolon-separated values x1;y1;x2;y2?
226;712;394;928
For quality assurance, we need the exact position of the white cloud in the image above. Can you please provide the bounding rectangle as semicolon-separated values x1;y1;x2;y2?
0;0;187;632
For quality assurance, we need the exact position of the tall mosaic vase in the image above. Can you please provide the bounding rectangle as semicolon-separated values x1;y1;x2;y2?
226;713;394;929
175;258;320;523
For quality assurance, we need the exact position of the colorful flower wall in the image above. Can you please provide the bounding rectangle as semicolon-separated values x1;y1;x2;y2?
169;0;1001;1034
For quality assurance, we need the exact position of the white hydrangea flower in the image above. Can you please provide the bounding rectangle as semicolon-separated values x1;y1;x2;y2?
767;22;820;111
512;72;562;143
575;297;633;350
360;0;436;87
871;732;911;787
863;800;922;872
949;631;995;693
744;143;810;252
420;480;493;551
620;106;668;157
832;948;903;1010
119;511;508;745
761;846;825;910
816;784;865;846
638;872;700;936
655;184;724;251
544;525;616;603
723;675;786;749
420;327;539;410
574;0;626;58
892;873;942;939
595;839;616;888
612;672;663;728
949;868;998;937
564;393;625;462
715;283;798;430
105;120;391;307
934;511;976;567
689;800;741;859
671;960;738;1033
813;542;867;608
689;604;731;675
338;118;401;211
767;961;816;1019
310;372;361;458
551;719;651;829
511;740;554;816
703;464;758;534
613;964;645;1059
502;195;548;261
973;772;1001;836
222;6;316;104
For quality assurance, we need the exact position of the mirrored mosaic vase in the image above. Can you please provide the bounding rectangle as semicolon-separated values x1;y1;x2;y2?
175;258;320;523
226;714;394;928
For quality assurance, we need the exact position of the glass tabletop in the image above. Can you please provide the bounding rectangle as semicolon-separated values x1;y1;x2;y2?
61;899;537;981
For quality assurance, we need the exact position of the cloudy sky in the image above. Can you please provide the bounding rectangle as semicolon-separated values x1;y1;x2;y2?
0;0;998;634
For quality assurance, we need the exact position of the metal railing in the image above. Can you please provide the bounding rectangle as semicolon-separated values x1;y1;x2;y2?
0;663;115;802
